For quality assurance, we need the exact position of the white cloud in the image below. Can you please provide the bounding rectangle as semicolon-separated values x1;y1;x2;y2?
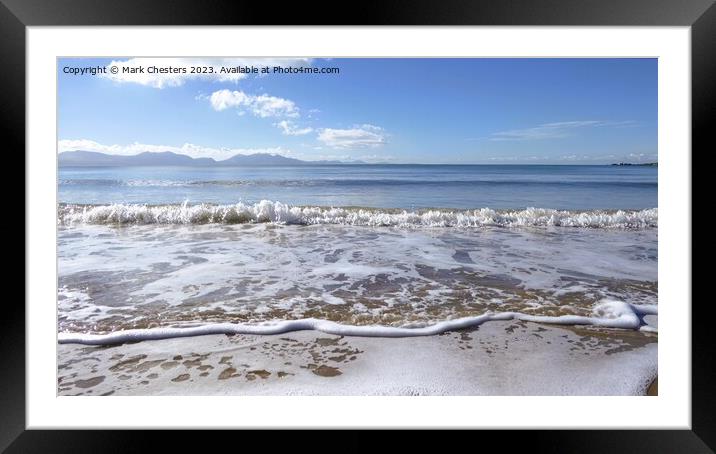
209;89;299;118
101;58;312;89
252;94;300;118
58;139;291;161
356;154;395;162
317;124;386;149
287;152;392;164
275;120;313;136
490;121;607;141
489;120;639;142
482;152;657;163
208;89;252;110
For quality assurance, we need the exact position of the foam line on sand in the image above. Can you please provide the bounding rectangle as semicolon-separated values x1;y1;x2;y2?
59;300;657;345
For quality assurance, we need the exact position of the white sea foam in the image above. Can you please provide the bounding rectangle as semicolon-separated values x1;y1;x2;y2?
58;299;656;345
58;201;657;229
58;220;657;337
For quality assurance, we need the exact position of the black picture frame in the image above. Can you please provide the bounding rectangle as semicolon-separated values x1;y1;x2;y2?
5;0;711;450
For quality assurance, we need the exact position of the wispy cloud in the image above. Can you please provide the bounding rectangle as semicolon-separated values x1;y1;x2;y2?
100;58;312;89
482;152;656;163
489;120;637;141
58;139;291;161
288;152;393;163
317;124;387;149
274;120;313;136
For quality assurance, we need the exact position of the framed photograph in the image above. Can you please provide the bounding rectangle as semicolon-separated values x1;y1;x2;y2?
7;0;712;449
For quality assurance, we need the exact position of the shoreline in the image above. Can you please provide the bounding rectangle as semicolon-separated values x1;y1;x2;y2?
58;320;657;396
57;301;658;346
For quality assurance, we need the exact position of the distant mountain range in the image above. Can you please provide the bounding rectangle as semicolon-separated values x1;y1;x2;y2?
58;151;367;167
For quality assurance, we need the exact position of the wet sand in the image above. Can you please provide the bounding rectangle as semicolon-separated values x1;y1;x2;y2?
58;320;657;396
647;378;658;396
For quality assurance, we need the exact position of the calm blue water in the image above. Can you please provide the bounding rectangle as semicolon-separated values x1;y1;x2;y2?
58;165;657;210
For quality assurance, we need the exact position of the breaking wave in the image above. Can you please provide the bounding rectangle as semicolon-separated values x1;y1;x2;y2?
58;201;658;229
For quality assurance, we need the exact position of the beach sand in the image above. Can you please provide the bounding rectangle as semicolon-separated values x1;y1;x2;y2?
58;320;657;396
648;378;658;396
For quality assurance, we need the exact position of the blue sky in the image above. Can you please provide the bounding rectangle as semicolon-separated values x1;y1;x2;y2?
58;58;657;164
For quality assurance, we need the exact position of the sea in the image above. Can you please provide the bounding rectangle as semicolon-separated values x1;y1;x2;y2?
57;164;658;343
